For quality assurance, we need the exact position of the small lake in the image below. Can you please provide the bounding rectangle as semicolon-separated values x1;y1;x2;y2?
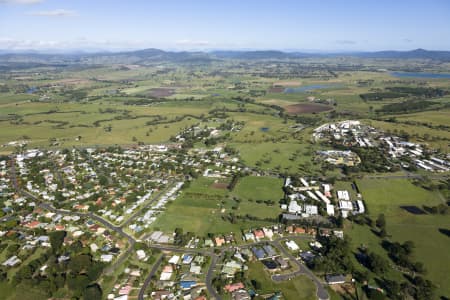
390;72;450;79
284;84;340;93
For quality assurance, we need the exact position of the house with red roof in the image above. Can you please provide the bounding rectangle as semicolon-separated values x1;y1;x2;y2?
253;229;265;240
224;282;245;293
215;236;225;247
25;220;40;229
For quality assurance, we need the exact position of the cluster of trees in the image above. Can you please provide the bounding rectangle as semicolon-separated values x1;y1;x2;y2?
381;117;450;133
309;235;354;274
60;89;88;101
227;173;242;191
386;86;447;98
377;276;436;300
294;115;322;126
0;227;105;300
422;203;448;214
10;250;104;300
346;147;397;173
173;228;195;246
204;133;230;146
360;86;446;102
360;91;406;101
364;250;389;274
382;240;426;273
351;211;438;299
376;213;387;238
376;99;439;114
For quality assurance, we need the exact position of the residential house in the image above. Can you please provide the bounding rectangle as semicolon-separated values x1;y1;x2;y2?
326;274;346;285
224;282;244;293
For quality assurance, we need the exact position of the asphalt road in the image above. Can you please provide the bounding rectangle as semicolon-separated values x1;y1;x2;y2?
138;255;163;300
272;240;329;300
205;251;223;300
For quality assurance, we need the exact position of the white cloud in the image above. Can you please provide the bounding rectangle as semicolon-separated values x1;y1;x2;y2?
0;0;43;4
27;9;78;17
335;40;357;45
0;37;155;50
176;39;210;47
0;37;62;49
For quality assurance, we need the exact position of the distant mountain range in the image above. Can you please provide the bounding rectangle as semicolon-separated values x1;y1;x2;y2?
1;48;450;65
211;48;450;60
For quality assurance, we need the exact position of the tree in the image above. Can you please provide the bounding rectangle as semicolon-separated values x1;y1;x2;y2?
251;279;262;290
6;243;20;256
53;274;65;289
402;240;415;255
69;254;92;274
98;175;108;186
413;276;435;299
67;274;90;295
379;227;387;238
376;214;386;229
367;252;388;274
50;231;67;254
87;262;104;281
83;283;102;300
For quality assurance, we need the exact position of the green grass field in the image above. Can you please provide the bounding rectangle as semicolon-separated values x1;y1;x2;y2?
150;176;282;238
0;282;15;300
346;178;450;298
246;261;316;300
233;176;284;201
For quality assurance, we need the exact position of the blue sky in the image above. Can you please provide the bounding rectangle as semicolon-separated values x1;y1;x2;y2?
1;0;449;51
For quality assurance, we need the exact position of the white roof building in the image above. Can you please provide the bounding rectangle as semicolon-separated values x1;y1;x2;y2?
326;204;335;216
304;205;318;216
339;200;353;211
288;201;302;214
100;254;113;263
337;190;350;201
2;256;21;267
136;250;147;260
168;255;180;264
285;240;300;251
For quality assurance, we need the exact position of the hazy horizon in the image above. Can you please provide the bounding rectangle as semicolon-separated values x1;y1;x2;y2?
0;47;448;55
1;0;450;51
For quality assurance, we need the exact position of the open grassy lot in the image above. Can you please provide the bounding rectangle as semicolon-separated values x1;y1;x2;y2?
232;141;319;174
151;177;280;238
346;178;450;298
233;176;284;201
0;282;15;300
392;108;450;126
246;261;316;300
0;100;212;148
